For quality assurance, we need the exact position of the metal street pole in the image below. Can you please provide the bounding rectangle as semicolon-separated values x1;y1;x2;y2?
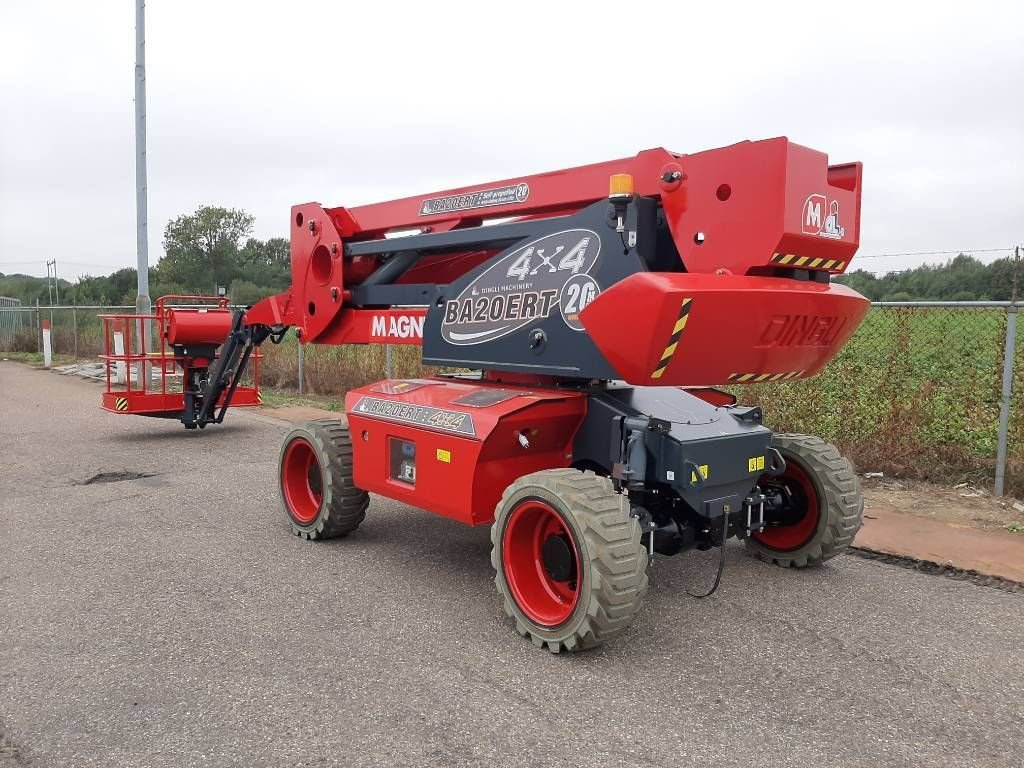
135;0;152;385
995;244;1022;496
995;306;1017;496
45;259;56;351
45;260;59;305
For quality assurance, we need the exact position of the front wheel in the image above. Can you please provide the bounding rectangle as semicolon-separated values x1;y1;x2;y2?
490;469;648;653
279;419;369;540
746;433;863;567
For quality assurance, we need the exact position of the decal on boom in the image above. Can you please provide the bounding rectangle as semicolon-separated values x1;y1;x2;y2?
441;229;602;346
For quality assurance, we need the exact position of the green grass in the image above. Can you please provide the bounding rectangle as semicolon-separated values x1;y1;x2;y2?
0;351;78;366
258;389;343;411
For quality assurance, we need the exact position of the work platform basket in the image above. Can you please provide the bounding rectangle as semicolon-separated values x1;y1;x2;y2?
99;295;261;418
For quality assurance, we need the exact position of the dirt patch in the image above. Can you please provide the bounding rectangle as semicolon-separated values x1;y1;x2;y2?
862;476;1024;533
77;470;156;485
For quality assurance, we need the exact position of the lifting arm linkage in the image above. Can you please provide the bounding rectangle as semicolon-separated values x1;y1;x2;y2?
193;309;272;428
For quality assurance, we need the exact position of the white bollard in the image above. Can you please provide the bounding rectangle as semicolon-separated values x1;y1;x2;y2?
113;319;126;385
42;319;52;368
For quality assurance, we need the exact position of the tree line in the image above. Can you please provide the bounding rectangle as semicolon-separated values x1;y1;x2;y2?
0;206;290;307
835;253;1021;302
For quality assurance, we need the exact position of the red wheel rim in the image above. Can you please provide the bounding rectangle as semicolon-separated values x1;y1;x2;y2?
502;499;581;628
754;457;821;551
281;437;323;525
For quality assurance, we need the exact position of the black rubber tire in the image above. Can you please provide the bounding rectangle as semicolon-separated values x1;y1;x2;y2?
745;433;863;567
490;469;648;653
279;419;369;540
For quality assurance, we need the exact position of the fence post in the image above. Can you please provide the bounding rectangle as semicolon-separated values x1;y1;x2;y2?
42;319;52;368
35;299;40;354
72;300;78;360
385;344;393;379
995;306;1017;496
112;319;126;385
297;336;305;395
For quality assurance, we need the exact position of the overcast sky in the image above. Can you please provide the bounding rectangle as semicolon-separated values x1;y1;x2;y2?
1;1;1022;282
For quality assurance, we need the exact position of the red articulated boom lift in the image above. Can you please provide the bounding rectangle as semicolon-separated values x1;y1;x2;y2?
102;137;870;652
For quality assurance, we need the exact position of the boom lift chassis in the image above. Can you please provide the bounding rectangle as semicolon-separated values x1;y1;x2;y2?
103;138;869;652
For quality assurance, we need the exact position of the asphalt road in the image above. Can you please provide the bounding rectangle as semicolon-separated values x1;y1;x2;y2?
2;361;1022;767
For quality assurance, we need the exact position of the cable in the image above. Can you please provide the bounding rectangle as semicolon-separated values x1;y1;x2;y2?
687;512;728;599
0;259;120;267
857;247;1012;260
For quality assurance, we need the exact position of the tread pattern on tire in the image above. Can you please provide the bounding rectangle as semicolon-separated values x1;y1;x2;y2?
490;468;648;653
746;433;863;568
281;419;369;541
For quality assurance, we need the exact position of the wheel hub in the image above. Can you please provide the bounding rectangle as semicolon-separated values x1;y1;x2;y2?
754;458;820;551
541;534;574;582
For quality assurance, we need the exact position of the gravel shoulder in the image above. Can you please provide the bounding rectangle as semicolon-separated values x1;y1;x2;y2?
863;476;1024;532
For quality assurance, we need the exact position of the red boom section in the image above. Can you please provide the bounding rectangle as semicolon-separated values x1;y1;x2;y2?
245;137;866;386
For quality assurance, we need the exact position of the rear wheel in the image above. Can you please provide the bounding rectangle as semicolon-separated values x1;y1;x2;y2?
279;419;369;540
490;469;647;653
746;433;862;567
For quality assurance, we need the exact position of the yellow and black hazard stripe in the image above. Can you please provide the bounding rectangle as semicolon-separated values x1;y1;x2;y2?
770;253;847;271
727;370;805;383
256;391;263;405
114;396;129;411
651;298;693;380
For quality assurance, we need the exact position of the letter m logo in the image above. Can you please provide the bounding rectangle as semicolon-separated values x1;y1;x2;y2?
802;194;825;235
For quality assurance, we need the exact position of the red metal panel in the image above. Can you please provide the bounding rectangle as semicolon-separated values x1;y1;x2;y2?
345;379;586;525
580;272;869;386
660;139;861;276
316;308;427;346
101;387;260;415
287;203;346;339
164;308;234;345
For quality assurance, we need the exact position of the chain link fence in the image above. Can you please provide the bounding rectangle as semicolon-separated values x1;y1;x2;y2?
735;302;1018;492
0;303;133;360
0;297;25;347
4;301;1024;494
